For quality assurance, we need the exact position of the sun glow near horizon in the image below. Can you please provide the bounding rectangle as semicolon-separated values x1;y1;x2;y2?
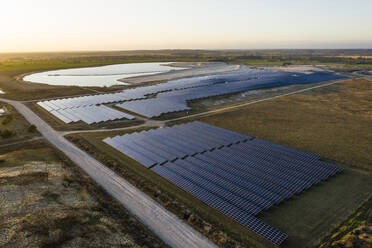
1;0;372;52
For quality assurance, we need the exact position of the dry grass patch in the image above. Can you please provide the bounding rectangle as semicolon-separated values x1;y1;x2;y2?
0;102;40;145
0;141;167;248
200;79;372;170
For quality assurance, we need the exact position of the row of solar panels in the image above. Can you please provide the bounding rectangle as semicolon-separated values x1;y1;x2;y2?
36;67;259;111
36;68;344;113
103;121;250;167
117;98;191;118
43;104;135;124
150;140;342;246
36;69;346;122
102;122;343;245
116;72;347;118
151;158;288;245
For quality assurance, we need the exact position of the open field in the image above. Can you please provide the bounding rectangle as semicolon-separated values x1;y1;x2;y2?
191;78;372;247
0;140;168;248
65;77;372;247
0;101;40;145
155;80;340;121
260;166;371;247
197;78;372;170
319;198;372;248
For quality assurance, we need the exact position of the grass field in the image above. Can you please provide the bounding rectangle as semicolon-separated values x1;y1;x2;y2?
260;166;371;247
193;78;372;247
0;101;40;145
197;78;372;170
65;78;372;247
318;198;372;247
0;140;168;248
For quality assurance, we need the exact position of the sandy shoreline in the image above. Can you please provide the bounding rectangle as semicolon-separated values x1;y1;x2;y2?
119;62;240;84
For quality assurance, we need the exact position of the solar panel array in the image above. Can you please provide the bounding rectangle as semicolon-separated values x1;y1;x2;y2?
103;122;343;245
35;68;258;123
36;68;346;122
103;121;250;167
43;104;135;124
116;72;346;118
36;69;251;111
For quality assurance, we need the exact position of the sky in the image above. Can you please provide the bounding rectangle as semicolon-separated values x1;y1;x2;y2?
1;0;372;52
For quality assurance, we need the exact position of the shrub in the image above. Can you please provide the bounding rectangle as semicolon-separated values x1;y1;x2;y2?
79;187;89;200
27;125;37;133
1;115;13;125
0;129;14;138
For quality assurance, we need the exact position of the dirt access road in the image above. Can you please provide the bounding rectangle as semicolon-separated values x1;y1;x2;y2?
0;97;217;248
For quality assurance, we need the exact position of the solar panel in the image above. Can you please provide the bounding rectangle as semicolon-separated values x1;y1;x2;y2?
103;121;251;166
45;105;135;124
140;124;343;245
37;70;347;120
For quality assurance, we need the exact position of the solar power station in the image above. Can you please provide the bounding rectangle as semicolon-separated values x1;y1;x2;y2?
37;103;135;124
36;68;346;123
103;122;343;245
116;71;346;118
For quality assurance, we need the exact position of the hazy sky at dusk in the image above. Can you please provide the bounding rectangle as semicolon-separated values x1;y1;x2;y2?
1;0;371;52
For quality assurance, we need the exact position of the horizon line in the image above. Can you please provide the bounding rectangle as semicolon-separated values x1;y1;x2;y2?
1;47;372;55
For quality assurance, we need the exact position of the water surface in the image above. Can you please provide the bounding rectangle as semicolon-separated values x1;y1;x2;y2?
23;62;184;87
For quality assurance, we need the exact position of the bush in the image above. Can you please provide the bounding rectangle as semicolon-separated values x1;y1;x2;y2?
1;115;13;125
282;62;293;66
0;129;14;138
27;125;37;133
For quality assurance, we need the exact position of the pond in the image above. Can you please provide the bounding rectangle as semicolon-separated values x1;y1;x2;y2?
23;62;185;87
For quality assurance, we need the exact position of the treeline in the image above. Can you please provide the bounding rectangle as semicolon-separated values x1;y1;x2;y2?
223;54;372;65
2;49;372;69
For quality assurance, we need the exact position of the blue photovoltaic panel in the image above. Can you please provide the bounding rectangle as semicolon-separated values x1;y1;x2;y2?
151;161;288;245
102;120;343;245
47;105;134;124
37;68;346;119
144;124;343;246
103;121;251;166
116;71;347;118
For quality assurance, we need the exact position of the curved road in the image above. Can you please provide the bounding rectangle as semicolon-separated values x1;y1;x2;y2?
0;97;216;248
